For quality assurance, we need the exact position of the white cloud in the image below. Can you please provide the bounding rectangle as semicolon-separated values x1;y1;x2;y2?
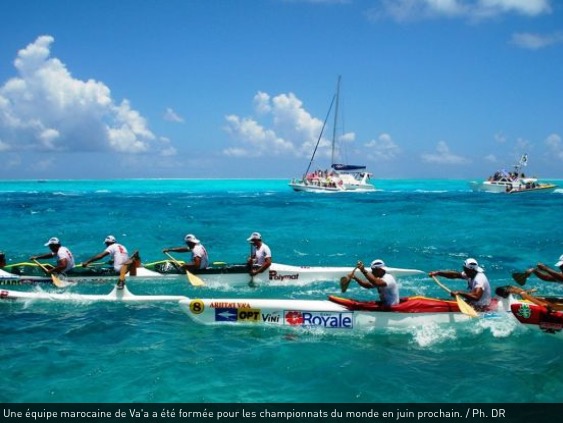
545;133;563;161
157;136;178;157
163;107;185;123
494;132;507;143
511;32;563;50
365;133;401;160
367;0;551;22
253;92;272;115
224;91;344;159
0;139;11;152
484;154;497;163
0;36;172;157
421;141;467;164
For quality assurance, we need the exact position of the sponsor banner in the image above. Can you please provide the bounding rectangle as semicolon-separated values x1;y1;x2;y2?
214;307;265;323
268;270;299;281
284;311;353;329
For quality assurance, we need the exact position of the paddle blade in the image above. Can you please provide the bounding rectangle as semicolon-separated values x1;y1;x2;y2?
512;272;528;286
455;295;479;318
51;274;71;288
340;276;352;293
187;271;205;287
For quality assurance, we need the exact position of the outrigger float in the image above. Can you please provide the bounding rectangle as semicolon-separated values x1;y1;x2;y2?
1;261;424;287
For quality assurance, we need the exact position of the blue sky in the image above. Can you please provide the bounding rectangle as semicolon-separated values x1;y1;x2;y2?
0;0;562;179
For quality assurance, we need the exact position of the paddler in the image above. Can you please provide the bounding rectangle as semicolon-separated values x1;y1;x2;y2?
429;258;492;310
30;237;75;275
246;232;272;277
81;235;139;289
521;254;563;284
162;234;209;272
351;259;400;306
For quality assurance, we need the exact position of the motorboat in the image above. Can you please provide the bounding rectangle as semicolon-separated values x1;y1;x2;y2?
469;154;556;194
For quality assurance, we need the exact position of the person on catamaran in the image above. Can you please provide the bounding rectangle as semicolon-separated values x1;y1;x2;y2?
522;255;563;284
246;232;272;277
429;258;491;310
0;251;5;268
30;237;75;275
162;234;209;272
81;235;138;289
350;259;400;306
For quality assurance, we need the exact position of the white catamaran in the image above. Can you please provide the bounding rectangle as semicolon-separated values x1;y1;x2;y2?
289;76;375;193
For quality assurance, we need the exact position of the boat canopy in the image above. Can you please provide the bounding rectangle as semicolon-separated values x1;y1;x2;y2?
331;164;367;172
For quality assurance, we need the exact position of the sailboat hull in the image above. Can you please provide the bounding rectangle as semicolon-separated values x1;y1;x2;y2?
289;179;375;193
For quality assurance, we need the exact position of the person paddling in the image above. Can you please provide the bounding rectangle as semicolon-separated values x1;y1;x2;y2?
349;259;400;306
429;258;491;310
246;232;272;277
163;234;209;272
521;254;563;284
82;235;139;289
30;237;75;275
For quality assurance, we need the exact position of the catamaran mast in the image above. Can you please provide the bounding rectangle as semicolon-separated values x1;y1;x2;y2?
302;89;336;179
330;75;341;166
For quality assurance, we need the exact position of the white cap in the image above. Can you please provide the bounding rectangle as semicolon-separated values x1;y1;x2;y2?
184;234;200;244
463;258;484;273
370;259;386;269
247;232;262;242
555;254;563;268
44;237;60;246
104;235;116;244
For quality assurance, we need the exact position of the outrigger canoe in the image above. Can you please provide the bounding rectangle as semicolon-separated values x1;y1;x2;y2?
510;301;563;335
0;286;506;330
3;284;561;336
2;261;424;287
496;286;563;337
495;286;563;337
178;295;507;330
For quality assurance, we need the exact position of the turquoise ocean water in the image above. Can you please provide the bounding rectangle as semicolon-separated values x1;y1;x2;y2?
1;178;562;403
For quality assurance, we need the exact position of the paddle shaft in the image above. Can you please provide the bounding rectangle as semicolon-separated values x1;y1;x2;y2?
32;259;65;288
164;251;183;268
431;275;478;318
340;266;359;291
431;275;452;294
164;252;205;287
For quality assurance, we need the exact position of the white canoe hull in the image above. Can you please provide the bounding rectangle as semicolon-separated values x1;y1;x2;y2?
200;263;424;287
289;181;375;193
1;269;51;285
2;287;520;332
0;266;166;286
0;287;185;303
2;263;424;287
178;297;510;330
